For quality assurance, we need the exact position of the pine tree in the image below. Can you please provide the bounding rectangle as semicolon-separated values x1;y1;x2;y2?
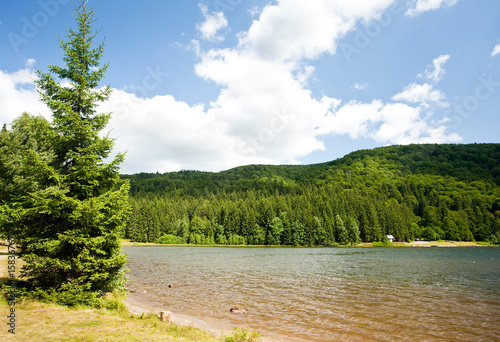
291;221;305;246
1;1;129;305
335;215;348;245
346;217;361;246
312;216;326;246
268;217;284;245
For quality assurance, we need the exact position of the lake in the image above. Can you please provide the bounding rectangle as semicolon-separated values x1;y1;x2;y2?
122;246;500;341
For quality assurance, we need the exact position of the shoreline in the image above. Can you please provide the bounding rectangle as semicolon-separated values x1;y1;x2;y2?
123;295;235;339
121;239;493;248
123;294;278;341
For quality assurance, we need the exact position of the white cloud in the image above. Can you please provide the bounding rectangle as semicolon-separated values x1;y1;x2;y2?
420;54;450;83
353;82;368;90
392;83;448;108
188;0;400;170
324;100;460;144
100;91;243;173
406;0;458;17
325;54;459;145
248;6;261;18
0;1;463;173
237;0;393;61
196;5;228;42
195;48;337;166
492;43;500;57
25;58;37;67
0;66;51;127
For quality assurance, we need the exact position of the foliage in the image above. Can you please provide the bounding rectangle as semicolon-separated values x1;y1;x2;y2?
0;1;129;303
372;241;393;247
0;114;54;206
122;144;500;246
224;327;262;342
156;234;187;245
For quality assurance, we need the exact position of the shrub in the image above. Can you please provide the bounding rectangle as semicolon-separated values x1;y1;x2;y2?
225;327;262;342
156;234;187;245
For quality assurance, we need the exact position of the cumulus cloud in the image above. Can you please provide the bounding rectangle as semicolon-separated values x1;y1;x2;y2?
26;58;37;68
325;52;459;145
196;5;228;41
100;91;243;173
492;43;500;57
192;0;396;168
406;0;458;17
194;47;337;165
0;62;51;126
420;54;450;83
323;100;460;144
1;1;463;173
193;0;458;166
393;55;451;109
238;0;393;61
392;83;448;108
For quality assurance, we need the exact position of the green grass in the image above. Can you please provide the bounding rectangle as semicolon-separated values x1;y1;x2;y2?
0;298;222;341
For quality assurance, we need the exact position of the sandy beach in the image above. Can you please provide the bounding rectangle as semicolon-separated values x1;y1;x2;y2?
123;294;235;338
123;292;279;341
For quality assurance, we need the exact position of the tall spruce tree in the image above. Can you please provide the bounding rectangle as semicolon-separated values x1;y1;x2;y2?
0;0;129;304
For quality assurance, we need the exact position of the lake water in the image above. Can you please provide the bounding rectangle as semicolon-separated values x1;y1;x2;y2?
123;246;500;341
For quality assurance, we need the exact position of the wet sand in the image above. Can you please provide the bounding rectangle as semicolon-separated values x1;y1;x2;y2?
123;293;279;341
124;294;233;338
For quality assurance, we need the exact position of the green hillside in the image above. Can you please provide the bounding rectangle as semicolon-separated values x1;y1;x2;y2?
123;144;500;245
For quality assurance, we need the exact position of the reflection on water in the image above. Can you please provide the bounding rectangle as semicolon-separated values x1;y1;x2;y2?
123;247;500;341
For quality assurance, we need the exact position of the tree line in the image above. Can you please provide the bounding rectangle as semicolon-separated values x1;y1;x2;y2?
124;144;500;245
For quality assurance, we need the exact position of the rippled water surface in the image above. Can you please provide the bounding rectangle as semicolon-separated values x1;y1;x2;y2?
123;247;500;341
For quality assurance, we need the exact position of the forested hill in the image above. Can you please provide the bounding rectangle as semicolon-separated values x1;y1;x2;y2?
122;144;500;245
123;144;500;196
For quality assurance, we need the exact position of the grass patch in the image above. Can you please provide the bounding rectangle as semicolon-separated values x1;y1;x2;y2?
224;327;262;342
69;321;103;328
0;298;221;341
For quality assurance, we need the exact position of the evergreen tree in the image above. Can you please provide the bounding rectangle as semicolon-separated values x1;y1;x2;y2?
335;215;348;245
0;113;54;207
0;1;129;305
267;217;284;245
291;221;305;246
346;217;361;245
279;211;292;245
312;216;326;245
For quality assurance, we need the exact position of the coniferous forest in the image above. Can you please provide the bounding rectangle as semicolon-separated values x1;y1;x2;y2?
122;143;500;246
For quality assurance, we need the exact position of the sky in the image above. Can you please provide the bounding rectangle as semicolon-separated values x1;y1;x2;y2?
0;0;499;174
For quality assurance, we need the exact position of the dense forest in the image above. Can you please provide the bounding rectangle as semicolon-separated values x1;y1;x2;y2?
122;144;500;246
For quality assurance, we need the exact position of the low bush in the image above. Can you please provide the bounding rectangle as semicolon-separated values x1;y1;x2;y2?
155;234;187;245
225;327;262;342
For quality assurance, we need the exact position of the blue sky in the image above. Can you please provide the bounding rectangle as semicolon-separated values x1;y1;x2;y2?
1;0;499;174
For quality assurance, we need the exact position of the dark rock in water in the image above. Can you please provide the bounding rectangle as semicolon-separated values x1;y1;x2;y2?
230;305;248;314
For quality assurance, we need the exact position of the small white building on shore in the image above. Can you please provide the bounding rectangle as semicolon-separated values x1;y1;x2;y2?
386;235;394;243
